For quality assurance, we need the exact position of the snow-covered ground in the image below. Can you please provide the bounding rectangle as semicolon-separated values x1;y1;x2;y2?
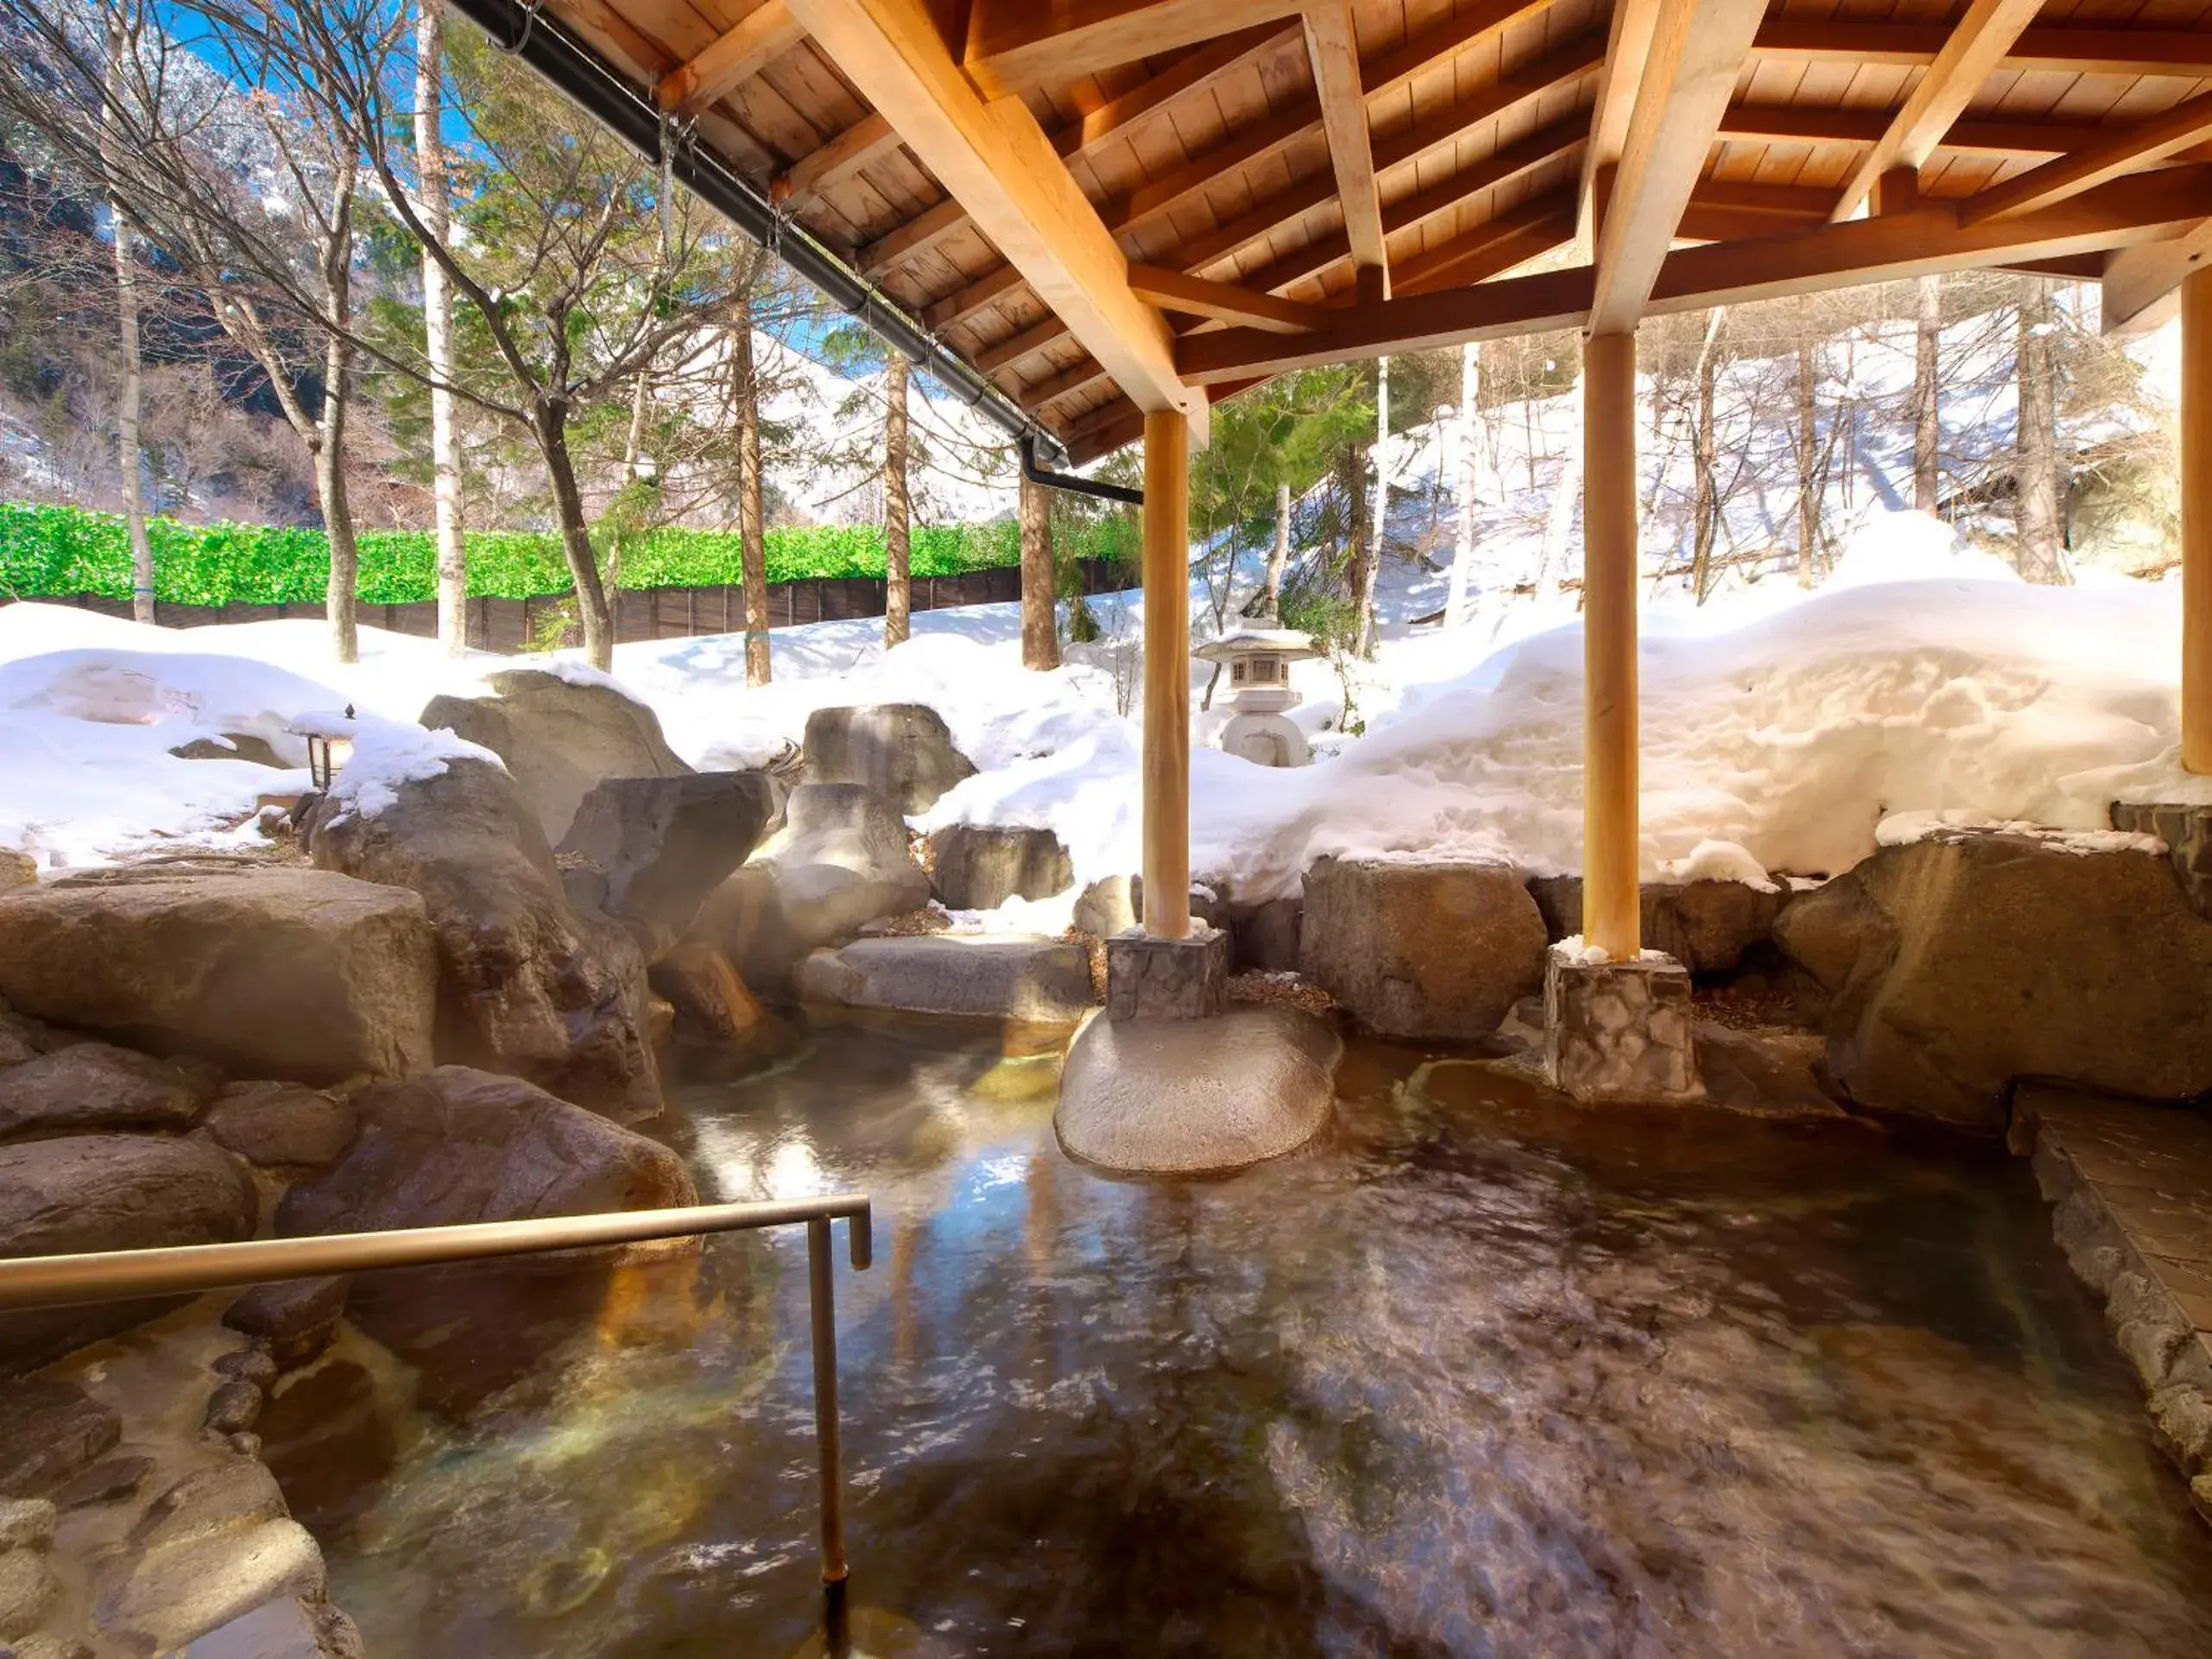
3;506;2205;924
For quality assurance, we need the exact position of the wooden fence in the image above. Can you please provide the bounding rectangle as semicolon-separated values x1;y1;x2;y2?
15;559;1130;653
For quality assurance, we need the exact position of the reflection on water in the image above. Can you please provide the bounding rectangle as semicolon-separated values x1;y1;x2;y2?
314;1016;2212;1657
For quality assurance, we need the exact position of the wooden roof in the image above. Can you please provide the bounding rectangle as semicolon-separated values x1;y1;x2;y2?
543;0;2212;460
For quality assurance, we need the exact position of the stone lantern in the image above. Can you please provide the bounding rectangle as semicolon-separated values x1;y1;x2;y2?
1195;624;1323;767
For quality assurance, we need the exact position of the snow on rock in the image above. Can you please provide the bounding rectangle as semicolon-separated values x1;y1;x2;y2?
1657;840;1777;892
314;711;504;823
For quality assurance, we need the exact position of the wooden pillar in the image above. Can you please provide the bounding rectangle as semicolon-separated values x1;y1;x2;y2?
1582;330;1640;960
1141;408;1191;939
2187;268;2212;774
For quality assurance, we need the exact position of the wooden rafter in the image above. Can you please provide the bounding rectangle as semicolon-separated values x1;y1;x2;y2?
655;0;806;117
1963;91;2212;226
962;0;1306;100
1579;0;1660;237
1829;0;2046;223
782;0;1205;436
857;196;970;275
1392;193;1578;294
1179;167;2212;382
1128;266;1326;331
1715;104;2212;162
1054;22;1298;160
1587;0;1766;335
2105;218;2212;337
1302;0;1387;295
1748;21;2212;79
774;114;901;204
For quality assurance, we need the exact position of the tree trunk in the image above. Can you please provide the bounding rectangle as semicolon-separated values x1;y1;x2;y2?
538;405;614;668
1019;470;1058;669
1360;356;1388;656
2014;276;2064;583
1337;441;1369;652
415;0;467;654
883;353;910;648
1796;300;1818;588
1447;340;1477;624
1691;308;1723;603
102;25;151;625
733;320;769;685
1913;274;1941;514
318;180;359;665
1265;479;1291;619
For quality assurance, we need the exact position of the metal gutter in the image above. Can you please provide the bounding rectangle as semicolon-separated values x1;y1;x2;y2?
447;0;1076;464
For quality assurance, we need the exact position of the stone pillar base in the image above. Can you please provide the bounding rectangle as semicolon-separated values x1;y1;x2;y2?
1106;925;1229;1021
1543;945;1703;1104
2111;801;2212;920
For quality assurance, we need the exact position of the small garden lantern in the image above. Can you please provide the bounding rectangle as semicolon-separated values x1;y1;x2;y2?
295;704;357;792
1194;626;1323;767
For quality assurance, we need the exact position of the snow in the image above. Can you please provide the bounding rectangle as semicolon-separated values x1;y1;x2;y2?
315;711;503;824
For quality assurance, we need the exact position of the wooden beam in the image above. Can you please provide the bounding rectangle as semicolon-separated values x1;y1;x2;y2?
1302;0;1387;292
1588;0;1767;335
1141;407;1191;938
857;196;971;276
2104;218;2212;337
1128;265;1326;331
1750;21;2212;79
1054;22;1297;161
1392;194;1578;294
1716;104;2192;161
2186;268;2212;774
963;0;1306;100
1179;168;2212;382
784;0;1204;435
1581;0;1661;237
775;114;901;204
976;314;1078;375
1963;91;2212;226
1581;329;1639;961
655;0;806;117
1829;0;2045;223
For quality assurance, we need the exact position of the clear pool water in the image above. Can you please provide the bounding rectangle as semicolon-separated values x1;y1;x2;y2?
307;1013;2212;1657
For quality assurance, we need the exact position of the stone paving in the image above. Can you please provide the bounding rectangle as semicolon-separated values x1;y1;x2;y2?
2013;1083;2212;1523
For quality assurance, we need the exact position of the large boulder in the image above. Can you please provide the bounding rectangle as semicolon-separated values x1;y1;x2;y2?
420;668;692;845
1527;875;1789;975
688;784;929;996
926;825;1072;911
801;705;975;814
1300;858;1547;1039
0;1136;256;1372
0;867;436;1085
0;1042;214;1140
303;757;662;1121
797;935;1095;1022
1775;828;2212;1129
277;1067;696;1402
557;772;777;957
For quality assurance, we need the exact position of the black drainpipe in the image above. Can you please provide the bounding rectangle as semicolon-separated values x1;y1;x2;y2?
1018;435;1142;507
447;0;1085;470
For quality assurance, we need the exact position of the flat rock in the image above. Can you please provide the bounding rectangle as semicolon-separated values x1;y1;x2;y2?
420;667;692;845
798;935;1094;1023
558;772;777;957
168;734;286;768
1693;1022;1844;1118
0;1139;256;1373
927;825;1072;911
303;757;661;1121
0;1381;121;1497
53;1455;152;1510
0;1042;212;1139
801;704;975;815
0;867;436;1085
1056;1006;1341;1174
0;1546;59;1640
1300;858;1546;1040
98;1517;325;1654
0;851;35;894
205;1083;357;1170
180;1594;327;1658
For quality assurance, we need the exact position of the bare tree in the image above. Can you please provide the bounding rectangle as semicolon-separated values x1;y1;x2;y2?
99;14;151;621
414;0;465;653
1912;274;1941;513
730;300;771;685
2015;276;2064;583
1265;478;1292;620
883;352;910;648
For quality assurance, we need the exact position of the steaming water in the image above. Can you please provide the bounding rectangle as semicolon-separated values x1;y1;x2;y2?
313;1015;2212;1657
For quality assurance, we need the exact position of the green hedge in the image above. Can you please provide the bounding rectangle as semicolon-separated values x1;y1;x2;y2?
0;501;1024;607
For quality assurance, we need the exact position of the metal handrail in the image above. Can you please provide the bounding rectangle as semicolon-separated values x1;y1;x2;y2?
0;1194;874;1587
